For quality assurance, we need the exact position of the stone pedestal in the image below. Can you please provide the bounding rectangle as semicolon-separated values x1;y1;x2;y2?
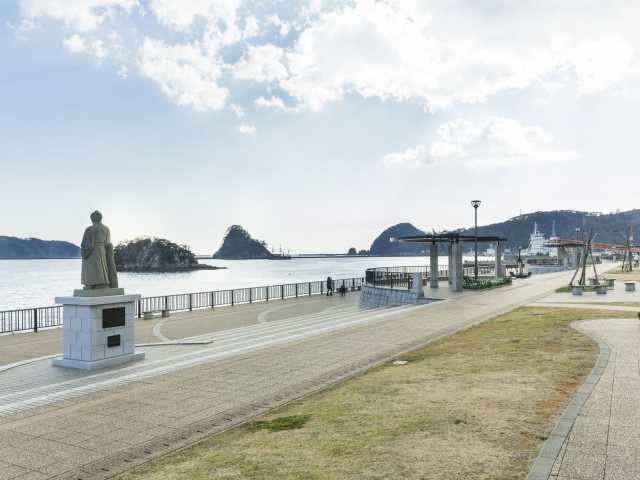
52;294;144;370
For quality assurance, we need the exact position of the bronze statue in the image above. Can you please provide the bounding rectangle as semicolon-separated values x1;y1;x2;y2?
80;211;118;289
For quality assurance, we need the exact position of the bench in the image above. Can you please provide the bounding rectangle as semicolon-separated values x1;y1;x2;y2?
625;281;636;292
143;309;171;320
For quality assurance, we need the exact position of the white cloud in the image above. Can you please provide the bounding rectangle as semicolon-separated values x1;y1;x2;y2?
63;35;108;60
391;116;580;168
267;14;290;37
21;0;138;31
148;0;240;33
20;0;640;114
232;44;288;83
236;123;256;134
63;34;87;53
383;145;428;168
280;0;640;110
137;38;228;111
229;103;245;118
116;65;129;78
6;18;39;38
242;15;260;39
254;96;299;112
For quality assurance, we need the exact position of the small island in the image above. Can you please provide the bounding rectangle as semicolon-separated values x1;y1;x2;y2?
213;225;289;260
115;237;224;272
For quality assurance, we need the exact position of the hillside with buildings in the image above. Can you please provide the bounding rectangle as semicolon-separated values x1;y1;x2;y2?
368;209;640;255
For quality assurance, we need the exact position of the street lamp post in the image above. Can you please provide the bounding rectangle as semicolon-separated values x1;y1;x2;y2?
575;227;581;267
471;200;481;280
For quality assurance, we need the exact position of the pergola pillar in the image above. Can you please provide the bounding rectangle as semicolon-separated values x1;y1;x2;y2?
430;241;439;289
451;241;464;292
447;242;453;285
495;241;504;279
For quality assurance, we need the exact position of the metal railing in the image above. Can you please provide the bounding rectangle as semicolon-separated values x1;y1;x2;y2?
364;264;497;289
0;276;364;335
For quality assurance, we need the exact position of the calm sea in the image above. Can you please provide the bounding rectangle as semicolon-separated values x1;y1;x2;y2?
0;256;477;311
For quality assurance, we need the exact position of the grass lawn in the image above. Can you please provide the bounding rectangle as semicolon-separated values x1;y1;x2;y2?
119;307;635;480
603;266;640;281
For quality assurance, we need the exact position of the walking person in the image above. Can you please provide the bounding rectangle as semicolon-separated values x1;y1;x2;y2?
326;276;333;296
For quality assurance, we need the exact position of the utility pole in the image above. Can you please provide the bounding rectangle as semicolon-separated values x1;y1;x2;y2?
471;200;481;279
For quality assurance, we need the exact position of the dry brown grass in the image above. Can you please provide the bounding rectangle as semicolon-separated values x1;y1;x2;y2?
604;266;640;281
120;307;635;480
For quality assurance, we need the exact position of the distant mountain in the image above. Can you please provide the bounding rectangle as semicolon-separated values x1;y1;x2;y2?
213;225;279;259
457;210;640;250
369;223;426;255
115;237;221;272
368;210;640;255
0;236;80;259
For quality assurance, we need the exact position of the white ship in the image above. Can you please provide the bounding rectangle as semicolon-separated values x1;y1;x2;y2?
522;221;557;256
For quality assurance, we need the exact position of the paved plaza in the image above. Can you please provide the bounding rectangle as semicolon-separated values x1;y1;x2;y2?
526;279;640;480
0;267;624;480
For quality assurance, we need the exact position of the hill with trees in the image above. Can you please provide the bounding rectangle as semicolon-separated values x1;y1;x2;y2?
114;237;221;272
213;225;279;259
369;223;427;255
368;210;640;255
0;236;80;259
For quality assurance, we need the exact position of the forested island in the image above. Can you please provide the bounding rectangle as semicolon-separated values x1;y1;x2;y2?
0;236;80;259
115;238;223;272
213;225;287;259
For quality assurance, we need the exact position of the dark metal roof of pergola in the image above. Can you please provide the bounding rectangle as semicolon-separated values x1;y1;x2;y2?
398;233;508;243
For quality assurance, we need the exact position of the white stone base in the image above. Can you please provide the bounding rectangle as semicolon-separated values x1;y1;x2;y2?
52;351;145;370
53;293;142;370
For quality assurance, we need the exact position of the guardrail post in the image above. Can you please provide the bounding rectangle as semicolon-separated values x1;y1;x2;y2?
211;291;214;308
165;296;169;311
249;288;253;303
33;308;38;333
231;289;234;306
295;283;298;297
266;287;269;302
281;285;284;300
189;294;193;311
137;300;141;318
309;282;312;296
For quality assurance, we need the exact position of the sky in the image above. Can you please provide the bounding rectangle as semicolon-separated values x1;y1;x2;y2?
2;0;640;254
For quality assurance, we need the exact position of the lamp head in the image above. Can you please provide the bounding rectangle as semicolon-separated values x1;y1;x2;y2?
471;200;481;208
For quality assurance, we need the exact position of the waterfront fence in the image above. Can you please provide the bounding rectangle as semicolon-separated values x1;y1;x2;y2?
364;264;498;289
0;276;364;335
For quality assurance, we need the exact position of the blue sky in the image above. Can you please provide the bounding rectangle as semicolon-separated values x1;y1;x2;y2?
2;1;640;253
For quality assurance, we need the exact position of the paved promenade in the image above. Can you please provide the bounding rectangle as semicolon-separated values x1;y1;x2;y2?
528;317;640;480
526;276;640;480
0;272;574;480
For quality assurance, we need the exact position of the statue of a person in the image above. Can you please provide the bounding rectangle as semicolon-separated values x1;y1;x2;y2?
81;211;118;289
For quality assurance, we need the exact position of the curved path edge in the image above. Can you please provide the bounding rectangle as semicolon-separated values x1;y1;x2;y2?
526;320;611;480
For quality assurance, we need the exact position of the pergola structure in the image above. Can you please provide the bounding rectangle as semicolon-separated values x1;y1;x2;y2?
398;233;508;292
